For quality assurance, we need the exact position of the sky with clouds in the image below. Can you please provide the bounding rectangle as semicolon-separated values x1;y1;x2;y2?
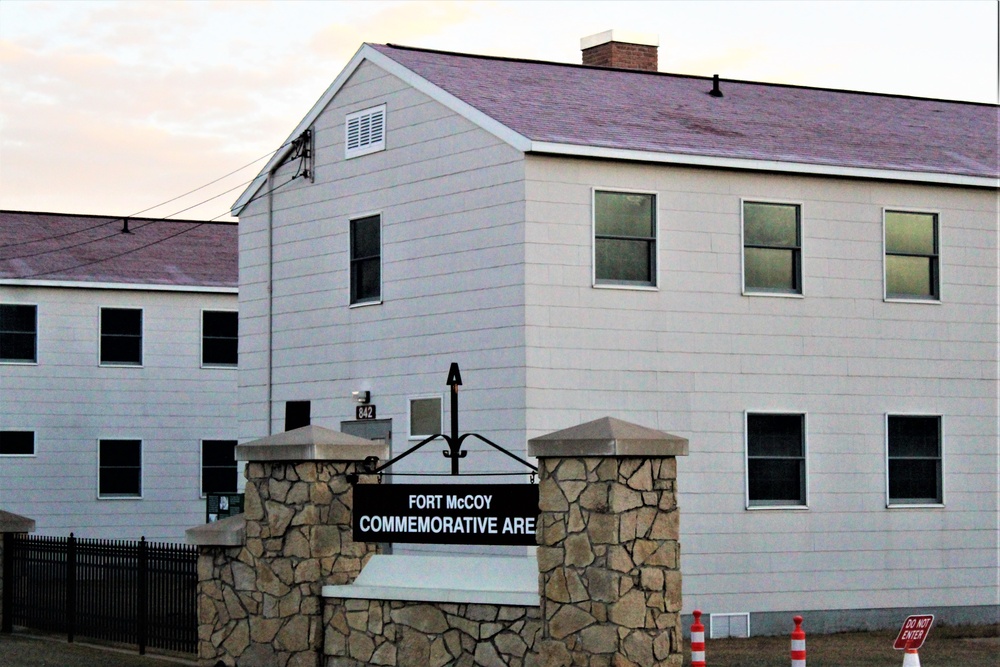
1;0;996;222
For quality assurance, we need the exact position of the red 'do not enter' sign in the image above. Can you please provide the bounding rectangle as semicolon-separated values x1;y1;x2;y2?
893;614;934;650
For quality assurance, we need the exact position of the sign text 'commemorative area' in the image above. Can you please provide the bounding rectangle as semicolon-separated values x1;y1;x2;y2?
353;483;539;546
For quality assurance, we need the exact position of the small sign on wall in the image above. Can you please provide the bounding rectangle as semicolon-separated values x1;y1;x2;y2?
356;404;376;420
206;493;244;523
353;483;539;546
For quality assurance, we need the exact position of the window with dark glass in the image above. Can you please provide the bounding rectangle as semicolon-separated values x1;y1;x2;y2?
887;416;942;505
885;211;938;299
100;308;142;365
594;191;657;286
0;431;35;456
202;440;238;495
99;439;141;497
203;311;238;366
1;304;37;362
350;215;381;304
409;397;442;439
747;413;806;507
743;202;801;294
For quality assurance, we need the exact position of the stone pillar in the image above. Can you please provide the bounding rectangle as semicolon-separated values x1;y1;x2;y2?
187;425;387;667
0;510;36;633
527;417;689;667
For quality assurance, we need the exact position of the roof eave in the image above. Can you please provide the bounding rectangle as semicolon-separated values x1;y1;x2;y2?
527;142;1000;189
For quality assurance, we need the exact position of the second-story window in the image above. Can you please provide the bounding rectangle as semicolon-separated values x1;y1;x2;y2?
885;210;939;300
593;190;657;287
100;307;142;366
203;311;238;367
350;214;381;305
0;304;37;363
743;201;801;294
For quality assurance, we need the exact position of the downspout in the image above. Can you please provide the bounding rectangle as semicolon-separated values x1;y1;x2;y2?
267;169;275;435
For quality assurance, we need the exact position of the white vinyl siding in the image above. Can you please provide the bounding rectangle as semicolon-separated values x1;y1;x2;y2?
523;156;997;616
0;286;238;540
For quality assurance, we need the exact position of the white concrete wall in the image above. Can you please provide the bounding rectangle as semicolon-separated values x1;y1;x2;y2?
238;61;529;483
0;285;238;541
522;155;998;615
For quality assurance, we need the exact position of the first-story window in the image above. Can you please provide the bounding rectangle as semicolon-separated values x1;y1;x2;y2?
350;214;381;304
884;210;939;300
1;304;37;362
743;201;801;294
99;439;142;498
202;440;238;496
0;430;35;456
202;311;238;367
746;413;806;508
100;307;142;365
409;396;442;439
887;415;942;505
593;190;657;287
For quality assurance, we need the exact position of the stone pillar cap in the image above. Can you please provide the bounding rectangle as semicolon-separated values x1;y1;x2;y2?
528;416;688;458
235;424;389;462
185;514;246;547
0;510;36;533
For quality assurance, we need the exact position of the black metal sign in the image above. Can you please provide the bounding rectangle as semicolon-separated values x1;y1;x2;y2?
206;493;244;523
356;404;376;420
353;483;539;545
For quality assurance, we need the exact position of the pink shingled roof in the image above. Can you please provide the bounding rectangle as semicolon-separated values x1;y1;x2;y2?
371;44;998;179
0;210;237;288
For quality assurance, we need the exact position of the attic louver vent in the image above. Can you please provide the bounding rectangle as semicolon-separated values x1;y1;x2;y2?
345;105;386;159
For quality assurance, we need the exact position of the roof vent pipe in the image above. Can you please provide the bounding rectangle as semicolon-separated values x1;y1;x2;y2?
709;74;723;97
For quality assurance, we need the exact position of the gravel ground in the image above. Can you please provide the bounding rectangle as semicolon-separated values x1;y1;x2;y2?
687;623;999;667
1;623;996;666
0;632;197;667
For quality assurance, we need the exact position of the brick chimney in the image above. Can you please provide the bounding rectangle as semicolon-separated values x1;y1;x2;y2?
581;30;659;71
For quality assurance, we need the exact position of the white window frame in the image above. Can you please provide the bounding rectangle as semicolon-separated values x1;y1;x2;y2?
348;211;383;307
740;198;804;298
882;207;941;303
99;306;144;367
0;302;38;364
345;104;386;159
201;439;239;498
744;411;809;510
0;429;36;457
408;395;444;440
592;187;660;290
885;413;945;508
201;309;238;368
97;438;143;500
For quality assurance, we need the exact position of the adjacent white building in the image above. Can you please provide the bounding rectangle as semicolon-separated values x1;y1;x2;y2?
231;34;998;632
0;210;239;542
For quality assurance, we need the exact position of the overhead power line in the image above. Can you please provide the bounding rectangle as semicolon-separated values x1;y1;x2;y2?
1;141;295;251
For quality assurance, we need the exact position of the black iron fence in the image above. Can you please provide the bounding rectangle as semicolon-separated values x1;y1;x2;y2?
1;533;197;654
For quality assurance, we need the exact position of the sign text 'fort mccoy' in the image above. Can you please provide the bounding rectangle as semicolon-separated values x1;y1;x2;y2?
353;484;539;546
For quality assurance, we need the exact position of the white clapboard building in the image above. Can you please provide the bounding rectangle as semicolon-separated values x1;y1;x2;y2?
0;210;239;542
231;33;998;632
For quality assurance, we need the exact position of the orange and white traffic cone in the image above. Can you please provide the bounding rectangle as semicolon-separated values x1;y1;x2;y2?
690;610;706;667
791;615;806;667
902;646;921;666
